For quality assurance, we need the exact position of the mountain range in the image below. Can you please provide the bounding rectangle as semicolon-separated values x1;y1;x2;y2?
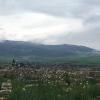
0;40;100;64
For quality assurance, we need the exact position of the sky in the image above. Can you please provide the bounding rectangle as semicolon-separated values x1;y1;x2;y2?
0;0;100;50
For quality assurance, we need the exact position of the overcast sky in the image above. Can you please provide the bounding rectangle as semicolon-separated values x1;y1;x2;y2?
0;0;100;50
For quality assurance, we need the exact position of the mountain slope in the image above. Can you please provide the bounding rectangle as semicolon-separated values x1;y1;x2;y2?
0;40;99;63
0;40;96;57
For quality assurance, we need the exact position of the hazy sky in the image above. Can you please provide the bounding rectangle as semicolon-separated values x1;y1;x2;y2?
0;0;100;50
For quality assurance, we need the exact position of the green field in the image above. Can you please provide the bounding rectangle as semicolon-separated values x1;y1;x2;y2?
0;70;99;100
8;79;99;100
0;55;100;65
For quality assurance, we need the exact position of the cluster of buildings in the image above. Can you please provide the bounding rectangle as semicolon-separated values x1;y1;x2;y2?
0;60;100;99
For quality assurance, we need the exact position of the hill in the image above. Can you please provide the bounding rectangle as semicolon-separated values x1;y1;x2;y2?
0;40;99;64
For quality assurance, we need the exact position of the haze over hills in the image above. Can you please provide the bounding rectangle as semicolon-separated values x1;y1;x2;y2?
0;40;100;64
0;40;97;56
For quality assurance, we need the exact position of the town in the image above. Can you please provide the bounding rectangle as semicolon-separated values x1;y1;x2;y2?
0;60;100;100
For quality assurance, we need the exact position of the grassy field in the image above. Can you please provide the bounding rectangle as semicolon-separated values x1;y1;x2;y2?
0;68;99;100
7;78;99;100
1;55;100;65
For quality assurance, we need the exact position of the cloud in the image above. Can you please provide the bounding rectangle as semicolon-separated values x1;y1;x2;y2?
0;0;100;50
0;12;83;42
0;0;99;17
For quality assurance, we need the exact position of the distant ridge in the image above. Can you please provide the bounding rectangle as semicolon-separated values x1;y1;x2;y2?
0;40;96;56
0;40;99;63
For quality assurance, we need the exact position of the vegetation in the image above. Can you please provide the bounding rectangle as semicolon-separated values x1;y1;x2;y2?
7;77;99;100
0;65;99;100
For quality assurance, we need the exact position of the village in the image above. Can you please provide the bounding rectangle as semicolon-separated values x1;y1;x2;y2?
0;61;100;100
